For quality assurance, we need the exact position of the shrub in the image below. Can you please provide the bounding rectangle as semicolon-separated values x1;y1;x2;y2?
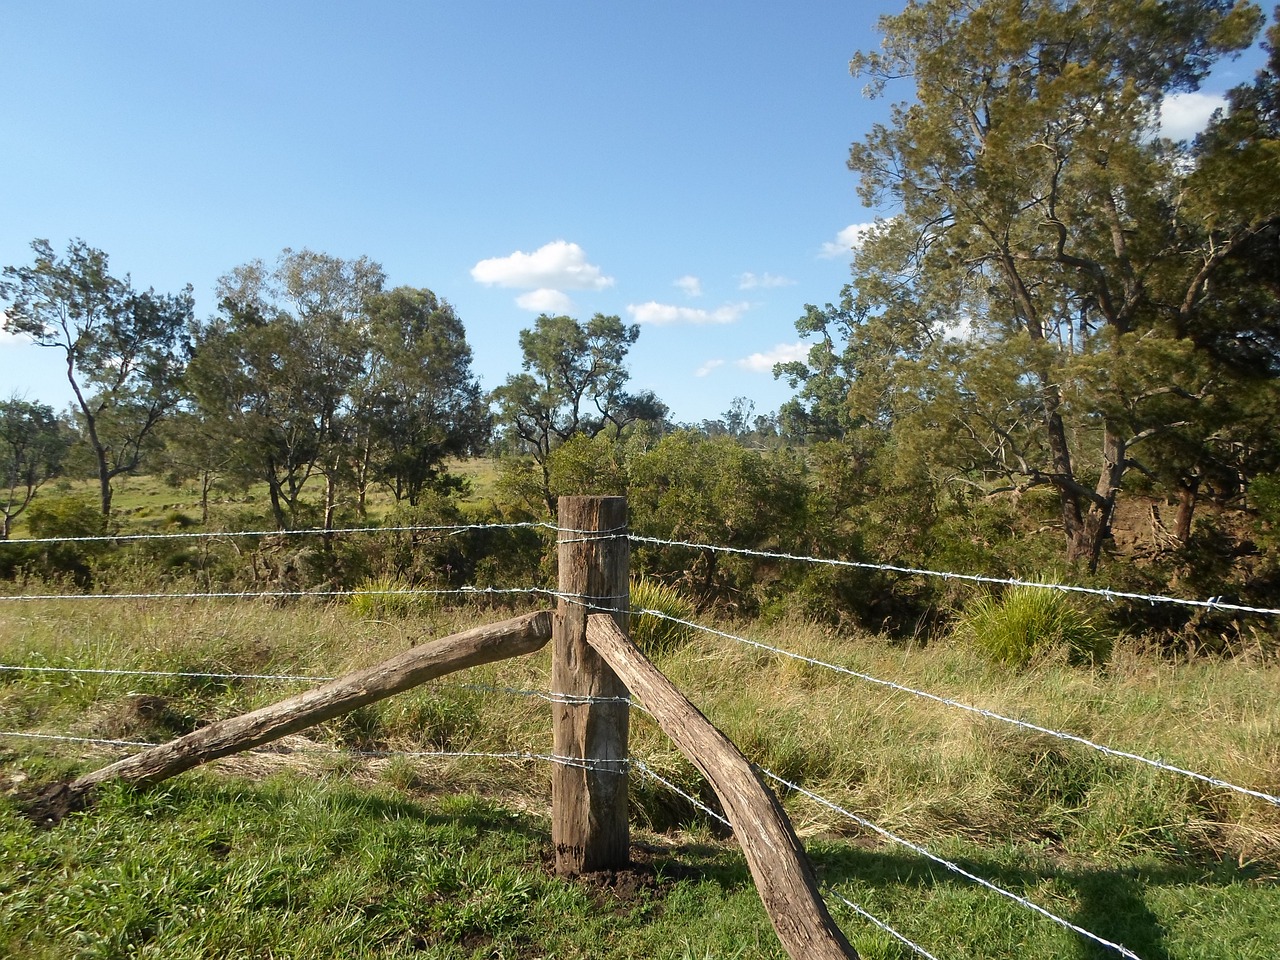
628;577;695;654
957;583;1111;667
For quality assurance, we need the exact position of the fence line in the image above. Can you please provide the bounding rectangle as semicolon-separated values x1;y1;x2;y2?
626;533;1280;618
8;518;1273;618
759;768;1144;960
7;579;1273;809
2;516;1274;958
630;606;1280;809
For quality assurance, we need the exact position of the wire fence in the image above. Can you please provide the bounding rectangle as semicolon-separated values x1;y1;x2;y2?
2;518;1277;959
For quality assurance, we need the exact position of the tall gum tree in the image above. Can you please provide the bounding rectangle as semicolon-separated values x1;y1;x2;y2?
1;239;193;517
491;314;666;514
825;0;1270;570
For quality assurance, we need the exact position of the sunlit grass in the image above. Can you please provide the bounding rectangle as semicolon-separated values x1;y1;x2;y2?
1;595;1278;957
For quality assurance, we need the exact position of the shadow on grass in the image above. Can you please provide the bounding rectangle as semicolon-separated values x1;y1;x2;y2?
808;841;1277;960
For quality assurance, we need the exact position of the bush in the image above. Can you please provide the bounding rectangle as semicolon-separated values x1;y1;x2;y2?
628;577;695;654
957;583;1111;667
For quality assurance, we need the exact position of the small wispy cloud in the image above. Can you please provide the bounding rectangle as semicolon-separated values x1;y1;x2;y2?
736;342;809;373
819;222;877;259
626;301;749;326
674;275;702;297
737;272;794;290
695;358;725;377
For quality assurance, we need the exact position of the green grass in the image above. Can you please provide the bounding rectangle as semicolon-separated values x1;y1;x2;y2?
1;594;1278;957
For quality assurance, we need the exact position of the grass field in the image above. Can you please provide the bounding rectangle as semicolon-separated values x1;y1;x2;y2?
1;588;1277;959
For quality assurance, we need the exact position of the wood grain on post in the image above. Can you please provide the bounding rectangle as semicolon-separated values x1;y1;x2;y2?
553;496;630;875
586;614;858;960
61;610;554;807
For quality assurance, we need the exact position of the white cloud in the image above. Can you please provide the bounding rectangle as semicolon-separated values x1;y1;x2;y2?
674;275;702;297
695;358;725;377
0;311;20;345
820;222;877;259
626;301;749;326
736;342;809;373
471;240;615;291
515;288;574;313
738;272;795;290
1159;92;1226;141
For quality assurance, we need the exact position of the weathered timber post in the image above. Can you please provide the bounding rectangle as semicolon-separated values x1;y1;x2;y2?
552;496;630;875
585;614;858;960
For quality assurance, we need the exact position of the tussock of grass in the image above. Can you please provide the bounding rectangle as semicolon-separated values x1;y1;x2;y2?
957;584;1112;667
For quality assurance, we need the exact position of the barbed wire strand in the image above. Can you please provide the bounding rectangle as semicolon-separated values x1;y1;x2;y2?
0;520;559;547
0;666;641;712
0;585;626;604
758;768;1144;960
0;520;641;548
824;890;943;960
630;607;1280;809
627;533;1280;618
0;664;333;683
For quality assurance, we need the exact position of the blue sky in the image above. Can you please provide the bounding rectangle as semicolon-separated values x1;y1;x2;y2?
0;2;1268;425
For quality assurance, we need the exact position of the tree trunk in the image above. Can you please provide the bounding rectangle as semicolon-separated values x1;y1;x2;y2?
1066;424;1126;572
1175;476;1200;545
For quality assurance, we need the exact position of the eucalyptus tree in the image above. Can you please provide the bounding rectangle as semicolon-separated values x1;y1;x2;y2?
0;398;70;539
491;313;666;513
358;286;489;508
1;239;193;517
188;249;385;530
792;0;1271;570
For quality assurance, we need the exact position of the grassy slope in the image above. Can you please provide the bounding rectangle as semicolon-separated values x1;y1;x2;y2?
1;595;1277;959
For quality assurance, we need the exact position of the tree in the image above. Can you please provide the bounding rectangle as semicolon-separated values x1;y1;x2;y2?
491;313;666;513
801;0;1270;570
1;239;194;517
0;398;70;539
359;287;489;507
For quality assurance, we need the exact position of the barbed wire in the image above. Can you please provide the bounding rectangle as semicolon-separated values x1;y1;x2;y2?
0;520;558;547
627;606;1280;808
758;767;1144;960
626;533;1280;617
0;664;639;711
0;663;332;683
0;585;633;605
0;520;643;548
6;519;1272;618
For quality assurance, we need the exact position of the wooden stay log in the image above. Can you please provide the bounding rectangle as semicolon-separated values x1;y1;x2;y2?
51;610;553;812
585;613;858;960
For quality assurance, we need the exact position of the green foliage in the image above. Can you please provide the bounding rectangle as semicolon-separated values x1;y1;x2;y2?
347;575;436;620
0;398;69;539
795;0;1278;573
628;577;695;654
957;584;1112;667
1;238;194;517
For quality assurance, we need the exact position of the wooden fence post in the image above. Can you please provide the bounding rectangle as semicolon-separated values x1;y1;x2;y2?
553;495;630;875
